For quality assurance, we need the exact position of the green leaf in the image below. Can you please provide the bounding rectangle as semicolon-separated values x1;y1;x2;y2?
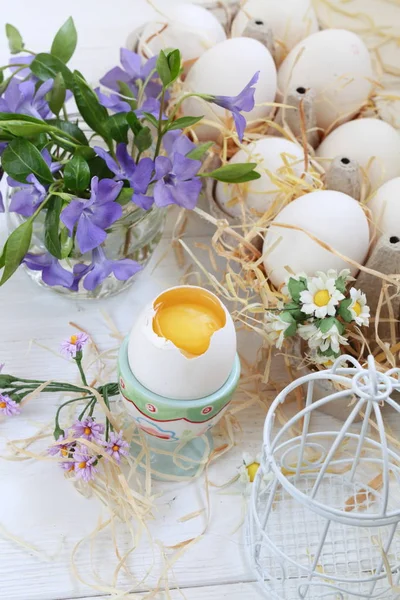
1;138;53;184
30;53;74;88
64;155;90;192
60;227;73;259
187;142;214;160
126;111;143;135
167;49;181;83
0;120;52;137
72;72;109;138
135;126;152;153
142;112;158;128
205;162;261;184
0;71;4;85
44;196;63;258
87;155;114;180
335;275;348;294
338;298;353;323
156;51;172;87
0;219;33;285
284;302;307;322
46;118;89;146
74;145;96;160
116;187;134;206
48;72;66;115
50;17;77;64
284;321;298;338
167;116;203;132
319;316;337;334
106;112;129;143
288;277;308;303
5;24;24;54
117;82;137;110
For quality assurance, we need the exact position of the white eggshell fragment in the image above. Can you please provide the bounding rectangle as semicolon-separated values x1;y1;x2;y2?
232;0;318;64
317;118;400;192
135;4;226;72
278;29;374;132
182;37;277;141
216;137;306;217
368;177;400;239
263;190;370;287
128;286;237;400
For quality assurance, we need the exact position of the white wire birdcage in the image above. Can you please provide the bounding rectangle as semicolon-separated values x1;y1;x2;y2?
246;355;400;599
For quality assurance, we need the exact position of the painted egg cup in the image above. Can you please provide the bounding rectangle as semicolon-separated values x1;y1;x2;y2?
118;336;241;480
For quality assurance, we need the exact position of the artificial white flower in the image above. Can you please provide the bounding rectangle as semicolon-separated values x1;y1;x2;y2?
300;274;345;318
239;452;262;484
282;272;307;297
349;288;370;326
298;322;319;341
265;312;292;349
310;351;348;369
322;268;353;283
308;323;349;354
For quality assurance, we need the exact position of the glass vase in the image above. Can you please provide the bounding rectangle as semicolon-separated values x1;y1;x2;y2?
6;188;165;300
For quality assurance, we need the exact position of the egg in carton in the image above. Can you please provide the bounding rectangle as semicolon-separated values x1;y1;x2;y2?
191;0;241;30
125;3;227;74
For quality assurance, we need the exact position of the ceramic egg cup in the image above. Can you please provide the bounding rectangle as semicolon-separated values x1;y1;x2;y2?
118;337;240;480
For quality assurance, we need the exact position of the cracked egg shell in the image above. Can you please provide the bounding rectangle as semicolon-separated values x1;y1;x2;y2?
127;286;237;400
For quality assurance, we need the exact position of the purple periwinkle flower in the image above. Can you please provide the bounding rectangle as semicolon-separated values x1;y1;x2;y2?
153;135;202;209
60;177;123;254
83;246;142;291
103;431;129;463
0;393;20;417
95;87;131;113
9;55;36;80
8;149;61;217
207;71;259;142
60;332;89;359
73;445;98;482
0;77;54;120
24;253;74;288
100;49;160;99
72;417;104;442
135;97;161;119
94;144;155;209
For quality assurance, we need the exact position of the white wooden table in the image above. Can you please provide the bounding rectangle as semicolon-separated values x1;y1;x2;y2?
1;2;400;599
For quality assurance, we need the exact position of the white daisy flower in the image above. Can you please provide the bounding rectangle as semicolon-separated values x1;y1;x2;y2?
308;323;349;354
300;274;345;318
298;322;319;341
349;288;370;326
310;352;348;369
238;452;262;484
265;312;292;349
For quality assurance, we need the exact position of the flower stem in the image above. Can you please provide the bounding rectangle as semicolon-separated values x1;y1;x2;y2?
79;398;95;420
103;386;110;441
153;88;166;159
54;395;93;435
75;355;88;387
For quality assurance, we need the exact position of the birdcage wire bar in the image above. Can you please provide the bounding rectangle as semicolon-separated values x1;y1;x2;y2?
246;355;400;599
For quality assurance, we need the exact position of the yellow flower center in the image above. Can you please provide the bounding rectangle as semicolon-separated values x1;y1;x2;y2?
0;401;6;409
60;447;68;457
314;290;330;307
78;461;87;469
112;444;120;452
70;334;78;344
246;462;260;483
84;427;91;435
353;301;361;316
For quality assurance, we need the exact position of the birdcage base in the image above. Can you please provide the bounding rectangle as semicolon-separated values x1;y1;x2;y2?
246;470;400;600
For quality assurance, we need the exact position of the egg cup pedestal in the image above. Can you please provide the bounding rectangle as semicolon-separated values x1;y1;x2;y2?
118;337;241;481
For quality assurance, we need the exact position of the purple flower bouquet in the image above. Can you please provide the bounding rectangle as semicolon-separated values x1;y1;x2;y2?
0;19;260;298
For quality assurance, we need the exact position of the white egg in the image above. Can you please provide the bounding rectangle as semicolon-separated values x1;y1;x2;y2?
263;190;370;287
134;4;226;72
128;286;237;400
232;0;318;64
182;37;277;141
368;177;400;239
317;118;400;192
278;29;374;132
216;137;306;217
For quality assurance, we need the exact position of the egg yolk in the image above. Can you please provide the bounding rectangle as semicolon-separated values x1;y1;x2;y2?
153;288;226;356
314;290;330;307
